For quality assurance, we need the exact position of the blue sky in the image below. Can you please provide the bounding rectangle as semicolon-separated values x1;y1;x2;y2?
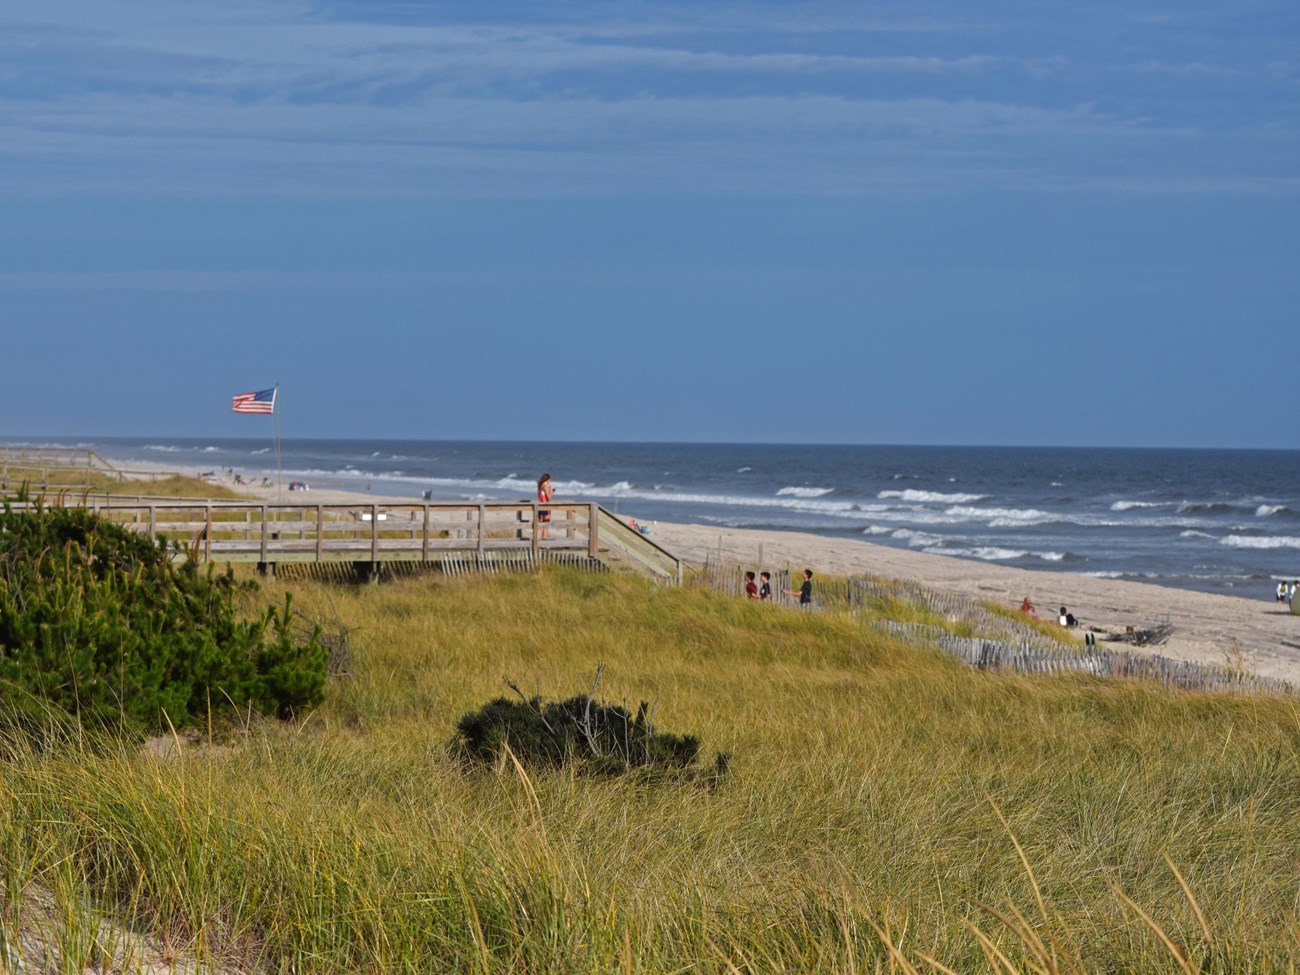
2;0;1296;447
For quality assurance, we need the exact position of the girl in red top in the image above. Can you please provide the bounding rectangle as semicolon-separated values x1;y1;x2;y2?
537;472;554;541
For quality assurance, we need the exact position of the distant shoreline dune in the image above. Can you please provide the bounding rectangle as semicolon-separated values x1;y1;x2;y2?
119;459;1300;686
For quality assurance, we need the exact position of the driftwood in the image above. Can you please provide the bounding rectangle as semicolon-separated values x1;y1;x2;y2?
1101;620;1175;646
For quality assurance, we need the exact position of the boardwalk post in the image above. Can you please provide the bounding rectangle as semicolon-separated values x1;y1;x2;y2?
589;503;599;558
148;505;156;541
316;505;324;561
531;503;540;555
422;504;430;562
204;504;212;562
370;504;379;564
478;504;486;555
260;506;269;563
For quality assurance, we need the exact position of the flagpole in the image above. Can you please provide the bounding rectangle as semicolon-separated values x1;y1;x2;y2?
273;383;282;502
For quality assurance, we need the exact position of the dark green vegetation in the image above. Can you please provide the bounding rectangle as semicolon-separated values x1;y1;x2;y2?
456;687;722;781
0;500;327;731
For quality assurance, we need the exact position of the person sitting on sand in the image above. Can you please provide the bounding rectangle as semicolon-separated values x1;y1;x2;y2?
1019;597;1037;617
784;569;813;605
1059;606;1077;628
744;571;759;599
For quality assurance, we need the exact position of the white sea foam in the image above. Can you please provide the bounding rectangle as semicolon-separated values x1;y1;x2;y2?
1110;500;1168;511
1222;535;1300;550
862;526;893;535
878;489;988;503
941;505;1057;527
1180;530;1216;540
736;467;752;473
251;448;270;455
892;529;945;547
928;546;1029;562
1256;504;1286;517
776;486;834;498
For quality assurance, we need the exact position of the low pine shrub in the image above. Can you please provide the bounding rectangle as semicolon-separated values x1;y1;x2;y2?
0;498;327;732
456;681;724;781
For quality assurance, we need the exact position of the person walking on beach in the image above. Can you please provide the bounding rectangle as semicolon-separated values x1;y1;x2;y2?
759;571;773;601
1278;581;1288;604
784;569;814;606
536;473;554;541
744;571;759;599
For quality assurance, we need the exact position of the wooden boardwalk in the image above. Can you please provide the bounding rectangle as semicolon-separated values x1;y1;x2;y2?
5;498;683;582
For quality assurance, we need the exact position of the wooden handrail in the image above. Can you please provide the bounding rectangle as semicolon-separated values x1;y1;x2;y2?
0;499;682;582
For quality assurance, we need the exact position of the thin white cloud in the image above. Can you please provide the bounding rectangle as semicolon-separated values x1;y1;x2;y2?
0;0;1293;200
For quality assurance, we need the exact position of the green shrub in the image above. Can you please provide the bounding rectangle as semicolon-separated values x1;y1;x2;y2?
0;498;327;732
455;686;718;779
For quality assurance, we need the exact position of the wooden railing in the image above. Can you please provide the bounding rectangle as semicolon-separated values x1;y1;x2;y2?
0;446;174;490
0;446;116;471
3;499;683;582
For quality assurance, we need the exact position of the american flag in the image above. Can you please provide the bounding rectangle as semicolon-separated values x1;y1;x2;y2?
231;388;276;414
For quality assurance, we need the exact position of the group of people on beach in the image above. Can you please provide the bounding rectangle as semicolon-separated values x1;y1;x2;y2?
1276;580;1299;607
744;568;813;605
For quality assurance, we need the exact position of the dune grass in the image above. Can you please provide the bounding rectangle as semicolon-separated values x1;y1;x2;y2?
2;465;248;500
2;568;1298;972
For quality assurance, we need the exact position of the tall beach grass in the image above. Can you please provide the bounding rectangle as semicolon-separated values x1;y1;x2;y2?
2;568;1298;972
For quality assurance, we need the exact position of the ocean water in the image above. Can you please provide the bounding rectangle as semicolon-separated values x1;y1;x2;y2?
16;437;1300;598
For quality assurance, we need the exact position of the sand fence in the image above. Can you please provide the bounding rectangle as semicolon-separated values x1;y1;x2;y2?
693;559;1296;697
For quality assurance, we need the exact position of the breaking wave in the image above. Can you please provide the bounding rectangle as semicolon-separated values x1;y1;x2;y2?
1221;535;1300;550
776;486;834;498
878;489;988;503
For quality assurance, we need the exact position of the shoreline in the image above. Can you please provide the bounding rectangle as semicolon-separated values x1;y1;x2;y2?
113;457;1300;685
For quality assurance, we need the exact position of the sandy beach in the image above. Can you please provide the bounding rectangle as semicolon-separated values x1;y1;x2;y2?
121;462;1300;686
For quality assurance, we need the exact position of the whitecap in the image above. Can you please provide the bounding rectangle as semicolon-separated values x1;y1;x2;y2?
1221;535;1300;550
1110;500;1168;511
1180;530;1216;540
893;529;945;547
878;489;988;504
1256;504;1287;517
776;486;834;498
736;467;752;473
944;505;1057;527
931;546;1029;561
